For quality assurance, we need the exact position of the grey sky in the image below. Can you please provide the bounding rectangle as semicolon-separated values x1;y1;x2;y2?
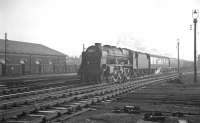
0;0;200;60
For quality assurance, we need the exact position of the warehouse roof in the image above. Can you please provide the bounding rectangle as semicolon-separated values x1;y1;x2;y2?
0;39;66;56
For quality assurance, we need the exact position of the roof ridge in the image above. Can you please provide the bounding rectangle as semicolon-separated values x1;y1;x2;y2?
39;43;66;56
0;39;66;56
0;39;41;45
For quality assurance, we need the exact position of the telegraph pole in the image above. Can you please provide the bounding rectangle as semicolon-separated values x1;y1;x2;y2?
192;10;199;83
4;33;7;75
177;39;180;74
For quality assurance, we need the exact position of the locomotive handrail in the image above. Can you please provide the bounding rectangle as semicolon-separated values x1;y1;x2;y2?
106;64;133;67
106;54;130;57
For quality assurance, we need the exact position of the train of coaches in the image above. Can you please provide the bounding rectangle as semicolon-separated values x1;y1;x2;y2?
79;43;193;83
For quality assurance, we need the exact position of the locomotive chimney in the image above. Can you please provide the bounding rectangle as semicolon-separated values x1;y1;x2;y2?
95;43;102;48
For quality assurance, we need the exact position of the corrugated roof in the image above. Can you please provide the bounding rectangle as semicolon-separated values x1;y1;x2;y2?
0;39;66;56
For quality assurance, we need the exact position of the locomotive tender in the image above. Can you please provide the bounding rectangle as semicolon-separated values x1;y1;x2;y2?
79;43;179;83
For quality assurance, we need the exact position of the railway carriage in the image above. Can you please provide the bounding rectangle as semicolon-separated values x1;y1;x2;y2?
136;52;150;75
150;55;171;73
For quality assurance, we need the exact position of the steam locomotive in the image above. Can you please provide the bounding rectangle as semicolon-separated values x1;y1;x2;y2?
79;43;191;83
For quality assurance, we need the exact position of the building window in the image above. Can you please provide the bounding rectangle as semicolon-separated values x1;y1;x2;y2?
0;59;5;64
35;60;41;65
20;58;28;64
20;60;25;64
49;61;52;65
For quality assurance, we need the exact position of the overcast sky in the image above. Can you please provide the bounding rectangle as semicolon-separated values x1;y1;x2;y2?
0;0;200;60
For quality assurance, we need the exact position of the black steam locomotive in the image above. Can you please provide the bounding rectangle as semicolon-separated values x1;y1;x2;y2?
79;43;190;83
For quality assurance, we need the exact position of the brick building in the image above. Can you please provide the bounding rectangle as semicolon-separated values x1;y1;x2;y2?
0;39;67;76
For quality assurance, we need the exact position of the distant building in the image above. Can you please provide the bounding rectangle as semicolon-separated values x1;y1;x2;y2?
198;55;200;62
198;54;200;66
65;56;81;73
66;56;81;65
0;39;67;76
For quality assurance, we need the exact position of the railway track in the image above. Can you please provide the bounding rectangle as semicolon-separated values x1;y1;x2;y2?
0;73;178;123
0;76;79;96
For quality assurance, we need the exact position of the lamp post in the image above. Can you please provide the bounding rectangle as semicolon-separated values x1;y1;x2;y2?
177;39;180;74
192;9;199;83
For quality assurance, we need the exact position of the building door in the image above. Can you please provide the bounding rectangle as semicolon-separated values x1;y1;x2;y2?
0;59;6;76
53;64;55;73
20;60;26;75
35;60;42;74
1;64;5;76
22;64;25;75
38;64;42;73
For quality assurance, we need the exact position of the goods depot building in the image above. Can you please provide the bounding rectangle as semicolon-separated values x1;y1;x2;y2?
0;39;66;76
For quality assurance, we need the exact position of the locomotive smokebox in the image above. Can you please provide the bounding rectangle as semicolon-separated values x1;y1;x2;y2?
95;43;102;48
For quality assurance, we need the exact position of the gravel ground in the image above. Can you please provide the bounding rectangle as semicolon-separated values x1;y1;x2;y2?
66;73;200;123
